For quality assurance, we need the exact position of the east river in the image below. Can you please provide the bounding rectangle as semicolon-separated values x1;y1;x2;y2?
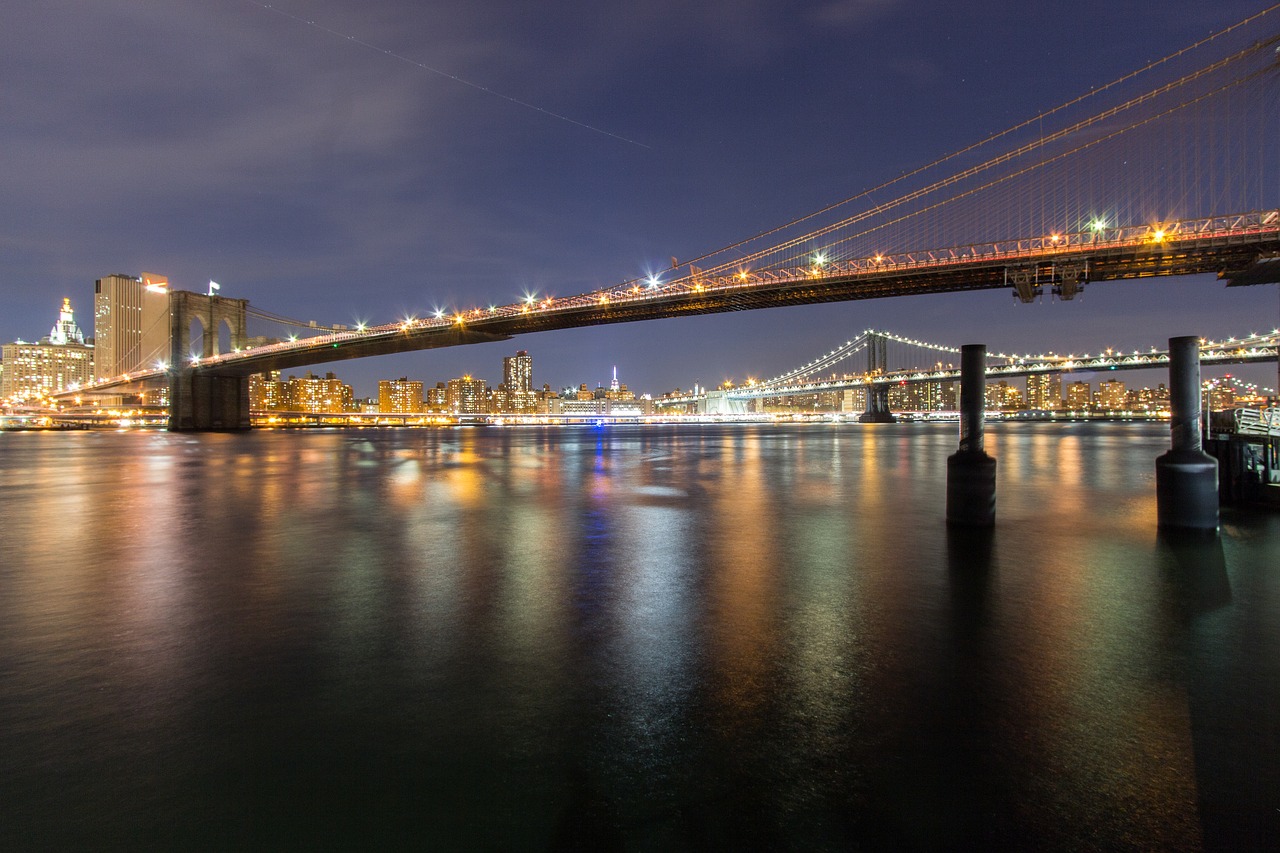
1;422;1277;850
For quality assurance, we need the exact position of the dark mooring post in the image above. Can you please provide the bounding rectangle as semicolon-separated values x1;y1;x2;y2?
1155;336;1218;532
946;344;996;526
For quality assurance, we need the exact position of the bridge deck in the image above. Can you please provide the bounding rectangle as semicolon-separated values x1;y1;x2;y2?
65;211;1280;394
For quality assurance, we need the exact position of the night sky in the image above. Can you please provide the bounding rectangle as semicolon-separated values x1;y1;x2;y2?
3;0;1278;397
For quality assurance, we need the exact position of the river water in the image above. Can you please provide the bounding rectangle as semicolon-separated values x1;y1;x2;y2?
1;423;1276;850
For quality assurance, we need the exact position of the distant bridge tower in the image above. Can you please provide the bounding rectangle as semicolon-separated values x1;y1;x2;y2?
167;290;252;430
699;390;748;416
867;331;887;375
859;330;895;423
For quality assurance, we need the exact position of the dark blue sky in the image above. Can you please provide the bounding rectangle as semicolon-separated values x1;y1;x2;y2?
3;0;1278;396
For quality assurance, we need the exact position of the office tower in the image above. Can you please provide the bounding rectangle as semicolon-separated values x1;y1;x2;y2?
93;273;171;380
503;351;534;413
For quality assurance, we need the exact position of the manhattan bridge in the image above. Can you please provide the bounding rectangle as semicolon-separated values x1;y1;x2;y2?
61;8;1280;428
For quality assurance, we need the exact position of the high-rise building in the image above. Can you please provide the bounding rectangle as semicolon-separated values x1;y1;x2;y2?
985;380;1024;411
503;351;534;413
887;382;911;411
426;382;448;413
285;371;355;413
603;366;635;402
903;380;948;411
249;371;286;411
379;378;424;413
1026;373;1062;410
1;297;95;402
1205;382;1235;412
446;375;488;414
93;273;171;381
1097;379;1127;411
48;298;85;346
1066;381;1092;410
1130;383;1170;412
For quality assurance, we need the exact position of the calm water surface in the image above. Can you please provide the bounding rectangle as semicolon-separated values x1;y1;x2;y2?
1;423;1277;850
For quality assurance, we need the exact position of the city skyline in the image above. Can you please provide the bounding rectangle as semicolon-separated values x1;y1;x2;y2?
3;2;1279;395
2;289;1276;408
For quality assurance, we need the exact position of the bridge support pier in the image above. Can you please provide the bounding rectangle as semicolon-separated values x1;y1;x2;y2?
1156;336;1218;533
700;390;748;416
947;344;996;526
859;384;896;423
168;369;251;431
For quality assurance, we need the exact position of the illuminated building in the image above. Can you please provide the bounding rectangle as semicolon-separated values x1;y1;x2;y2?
48;298;85;345
446;375;488;414
426;382;447;413
558;397;608;415
985;380;1024;411
900;380;949;411
887;382;911;411
1026;373;1062;410
1205;382;1235;412
285;371;355;413
1066;381;1092;410
939;381;958;410
249;371;286;411
379;378;424;413
1097;378;1127;411
1129;383;1169;412
93;273;170;381
503;351;535;413
603;366;635;401
1;297;94;402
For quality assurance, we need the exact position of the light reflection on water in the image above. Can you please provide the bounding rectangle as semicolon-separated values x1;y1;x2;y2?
0;423;1276;850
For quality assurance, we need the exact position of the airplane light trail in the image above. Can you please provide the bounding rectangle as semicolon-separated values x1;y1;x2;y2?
244;1;651;149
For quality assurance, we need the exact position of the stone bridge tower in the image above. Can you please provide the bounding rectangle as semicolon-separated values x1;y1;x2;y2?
167;290;252;430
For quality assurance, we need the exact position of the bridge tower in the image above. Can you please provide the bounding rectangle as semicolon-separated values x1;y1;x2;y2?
859;331;895;423
167;290;252;431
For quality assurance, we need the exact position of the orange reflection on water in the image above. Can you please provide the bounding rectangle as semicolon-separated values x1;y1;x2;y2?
705;431;780;717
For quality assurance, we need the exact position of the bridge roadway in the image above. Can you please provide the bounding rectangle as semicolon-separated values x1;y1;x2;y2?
67;210;1280;397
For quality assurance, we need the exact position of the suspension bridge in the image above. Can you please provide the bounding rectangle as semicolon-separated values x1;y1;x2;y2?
653;329;1280;418
53;8;1280;428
